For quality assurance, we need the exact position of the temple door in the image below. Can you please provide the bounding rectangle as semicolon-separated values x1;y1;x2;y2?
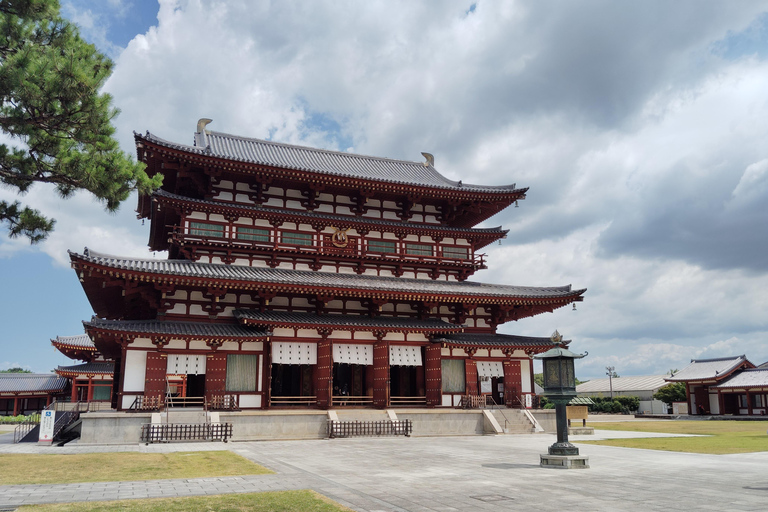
503;360;521;408
144;352;166;401
205;353;227;401
465;359;478;396
315;338;332;409
424;344;442;406
372;340;390;408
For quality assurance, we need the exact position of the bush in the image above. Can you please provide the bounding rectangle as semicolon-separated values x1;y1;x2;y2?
587;396;640;414
0;414;40;424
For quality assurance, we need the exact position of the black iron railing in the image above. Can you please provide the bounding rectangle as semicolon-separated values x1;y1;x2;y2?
327;419;412;438
140;422;233;443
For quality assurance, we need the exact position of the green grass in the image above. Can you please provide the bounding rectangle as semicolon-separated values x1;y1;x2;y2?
0;451;272;485
578;420;768;454
17;490;352;511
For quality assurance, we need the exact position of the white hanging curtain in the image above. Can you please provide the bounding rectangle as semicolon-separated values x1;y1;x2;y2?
476;360;504;378
166;354;207;375
389;345;423;366
271;342;317;365
332;343;373;365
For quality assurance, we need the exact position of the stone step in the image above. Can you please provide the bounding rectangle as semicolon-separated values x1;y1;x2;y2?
163;410;208;424
332;409;393;422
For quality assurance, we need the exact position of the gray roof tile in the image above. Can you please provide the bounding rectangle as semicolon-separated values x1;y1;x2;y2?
0;374;68;393
576;375;670;393
72;248;586;301
234;310;462;332
139;130;522;194
56;362;114;376
666;355;750;382
712;368;768;389
84;318;270;339
52;334;94;349
432;332;557;348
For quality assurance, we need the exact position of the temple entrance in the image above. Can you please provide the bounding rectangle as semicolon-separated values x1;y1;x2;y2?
333;363;371;405
270;364;315;406
491;376;504;405
390;365;425;405
186;374;205;398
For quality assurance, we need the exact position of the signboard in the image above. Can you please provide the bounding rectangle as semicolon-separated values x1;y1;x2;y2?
525;394;533;409
38;410;55;444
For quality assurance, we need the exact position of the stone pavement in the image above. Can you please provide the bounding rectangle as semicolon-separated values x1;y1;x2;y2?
1;429;767;511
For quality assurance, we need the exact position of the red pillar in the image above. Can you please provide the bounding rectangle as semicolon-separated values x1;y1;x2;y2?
12;396;19;416
71;380;78;402
372;339;390;409
144;352;168;400
424;343;442;406
205;353;228;401
315;337;332;409
87;377;94;402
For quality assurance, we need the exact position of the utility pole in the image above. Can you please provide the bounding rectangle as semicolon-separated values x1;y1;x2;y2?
606;366;615;400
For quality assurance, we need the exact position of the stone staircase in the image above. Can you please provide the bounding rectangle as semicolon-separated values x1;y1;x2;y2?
332;409;394;422
490;409;537;434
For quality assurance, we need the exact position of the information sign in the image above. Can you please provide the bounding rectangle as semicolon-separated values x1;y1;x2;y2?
38;410;55;444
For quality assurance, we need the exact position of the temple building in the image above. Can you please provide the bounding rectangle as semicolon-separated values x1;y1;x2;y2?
69;120;586;413
53;334;114;404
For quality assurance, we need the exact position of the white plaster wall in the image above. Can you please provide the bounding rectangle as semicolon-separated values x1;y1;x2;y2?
123;351;148;392
709;393;720;414
521;359;532;393
239;395;262;408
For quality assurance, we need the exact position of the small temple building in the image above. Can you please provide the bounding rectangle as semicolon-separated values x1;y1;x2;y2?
667;355;768;415
53;334;114;404
0;374;68;416
68;119;586;414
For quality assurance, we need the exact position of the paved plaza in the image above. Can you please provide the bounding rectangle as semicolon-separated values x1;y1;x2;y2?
1;427;767;511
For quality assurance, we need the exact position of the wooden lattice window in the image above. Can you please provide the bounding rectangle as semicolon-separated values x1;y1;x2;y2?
405;242;433;256
280;231;314;246
236;226;270;242
441;245;469;260
367;239;397;253
189;221;225;238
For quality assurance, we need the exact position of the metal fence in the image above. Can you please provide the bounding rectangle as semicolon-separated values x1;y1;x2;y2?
327;419;412;438
140;422;233;443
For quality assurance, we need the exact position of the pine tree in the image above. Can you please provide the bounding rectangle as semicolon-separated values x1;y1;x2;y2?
0;0;161;242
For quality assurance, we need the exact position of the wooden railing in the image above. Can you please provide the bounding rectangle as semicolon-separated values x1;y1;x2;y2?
129;395;164;412
390;396;427;406
327;419;412;438
140;423;233;443
165;396;205;408
207;394;240;411
331;395;373;406
269;395;317;406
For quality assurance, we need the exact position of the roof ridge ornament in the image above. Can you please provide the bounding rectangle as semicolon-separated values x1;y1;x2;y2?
421;152;434;167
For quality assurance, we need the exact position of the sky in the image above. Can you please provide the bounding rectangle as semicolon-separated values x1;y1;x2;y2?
1;0;767;380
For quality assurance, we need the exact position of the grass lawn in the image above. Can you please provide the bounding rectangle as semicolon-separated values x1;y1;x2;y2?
578;420;768;454
0;451;272;485
17;490;352;511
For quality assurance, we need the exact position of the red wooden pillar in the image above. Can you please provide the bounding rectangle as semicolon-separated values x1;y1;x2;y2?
372;338;390;409
12;396;19;416
71;381;78;402
205;353;228;401
503;360;521;408
315;335;332;409
465;358;478;395
746;390;753;416
424;343;442;406
86;377;94;402
144;352;167;400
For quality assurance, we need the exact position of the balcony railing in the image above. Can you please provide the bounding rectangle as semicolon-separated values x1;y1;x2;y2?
331;395;373;406
269;395;317;406
390;396;427;406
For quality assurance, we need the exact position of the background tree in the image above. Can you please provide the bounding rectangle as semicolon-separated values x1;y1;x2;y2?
653;382;687;406
0;367;31;373
0;0;161;242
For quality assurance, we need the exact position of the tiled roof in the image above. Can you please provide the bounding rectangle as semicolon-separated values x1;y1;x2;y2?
234;310;462;332
666;355;750;382
712;368;768;389
576;375;670;394
139;130;522;194
154;189;507;238
432;332;557;348
84;318;270;339
51;334;95;349
0;374;68;393
56;362;114;377
72;248;586;302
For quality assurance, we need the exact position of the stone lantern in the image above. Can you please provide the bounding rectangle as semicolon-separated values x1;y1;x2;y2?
534;330;589;469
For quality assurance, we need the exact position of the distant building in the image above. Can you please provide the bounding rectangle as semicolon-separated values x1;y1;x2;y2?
666;355;760;415
0;374;68;416
576;375;669;413
52;334;114;404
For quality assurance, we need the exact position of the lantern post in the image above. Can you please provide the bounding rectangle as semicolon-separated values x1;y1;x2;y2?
534;330;590;469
